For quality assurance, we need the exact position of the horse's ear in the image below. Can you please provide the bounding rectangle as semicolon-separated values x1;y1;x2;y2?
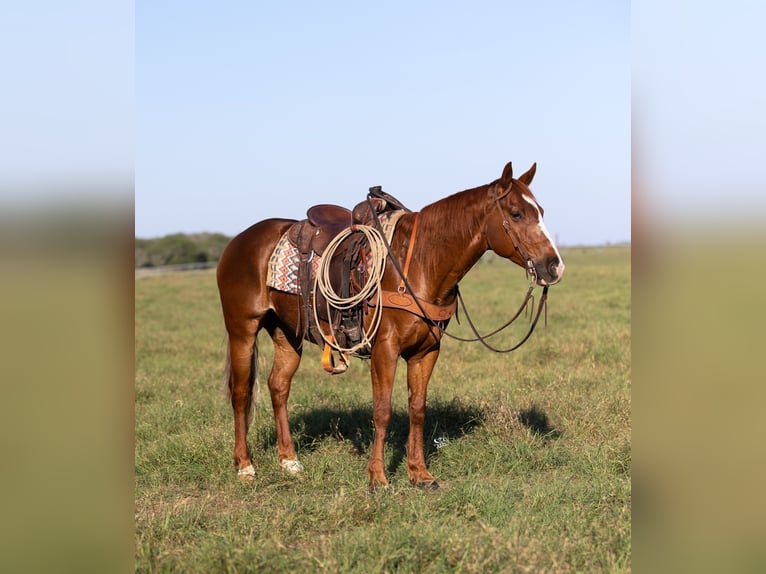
518;163;537;186
500;162;513;186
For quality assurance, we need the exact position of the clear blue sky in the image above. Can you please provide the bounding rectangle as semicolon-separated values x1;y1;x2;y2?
0;2;132;197
3;3;763;245
136;2;630;246
633;0;766;220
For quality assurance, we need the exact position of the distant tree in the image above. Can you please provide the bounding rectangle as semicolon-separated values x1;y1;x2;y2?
134;232;232;268
154;234;199;265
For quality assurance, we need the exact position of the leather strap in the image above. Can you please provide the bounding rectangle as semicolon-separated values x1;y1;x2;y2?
371;290;456;322
398;212;419;293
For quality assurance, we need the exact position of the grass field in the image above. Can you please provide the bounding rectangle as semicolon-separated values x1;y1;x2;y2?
135;245;630;573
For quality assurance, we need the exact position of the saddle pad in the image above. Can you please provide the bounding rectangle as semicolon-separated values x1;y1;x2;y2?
266;209;406;295
266;234;321;295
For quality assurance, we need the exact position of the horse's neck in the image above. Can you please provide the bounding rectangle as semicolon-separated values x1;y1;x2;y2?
414;185;490;302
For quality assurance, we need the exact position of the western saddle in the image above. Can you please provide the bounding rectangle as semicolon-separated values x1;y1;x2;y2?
285;190;404;370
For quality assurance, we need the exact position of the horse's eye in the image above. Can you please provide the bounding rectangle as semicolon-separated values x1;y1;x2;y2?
510;211;523;221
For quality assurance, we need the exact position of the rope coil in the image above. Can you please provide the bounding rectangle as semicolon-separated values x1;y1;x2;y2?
312;225;388;355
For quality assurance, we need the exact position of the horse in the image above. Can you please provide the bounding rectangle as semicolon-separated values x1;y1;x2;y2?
216;161;564;489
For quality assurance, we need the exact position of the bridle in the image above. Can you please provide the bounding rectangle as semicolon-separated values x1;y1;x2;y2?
366;185;549;353
454;181;549;352
488;181;538;278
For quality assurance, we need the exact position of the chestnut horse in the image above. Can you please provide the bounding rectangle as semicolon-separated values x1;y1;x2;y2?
217;161;564;489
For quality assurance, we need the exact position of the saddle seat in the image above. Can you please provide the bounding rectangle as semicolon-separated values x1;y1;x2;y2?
280;191;405;373
286;198;388;257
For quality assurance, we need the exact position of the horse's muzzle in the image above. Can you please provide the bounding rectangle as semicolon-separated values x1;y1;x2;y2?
535;256;565;286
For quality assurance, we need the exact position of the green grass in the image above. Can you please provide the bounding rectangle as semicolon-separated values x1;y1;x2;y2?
135;245;630;572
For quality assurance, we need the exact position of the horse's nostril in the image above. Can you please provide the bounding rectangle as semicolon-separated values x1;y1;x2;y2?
547;258;560;278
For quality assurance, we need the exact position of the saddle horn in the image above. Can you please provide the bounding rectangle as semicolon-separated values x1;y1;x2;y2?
368;186;410;212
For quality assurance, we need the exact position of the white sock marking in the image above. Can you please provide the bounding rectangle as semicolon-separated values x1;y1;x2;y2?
280;459;304;474
237;464;256;477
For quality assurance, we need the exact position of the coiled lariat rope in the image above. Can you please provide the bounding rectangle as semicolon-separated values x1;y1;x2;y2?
312;225;389;356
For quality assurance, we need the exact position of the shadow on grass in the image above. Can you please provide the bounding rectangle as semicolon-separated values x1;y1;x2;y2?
261;399;485;477
517;405;562;439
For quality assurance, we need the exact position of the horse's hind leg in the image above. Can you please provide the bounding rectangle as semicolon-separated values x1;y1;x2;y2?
225;321;262;480
264;323;304;474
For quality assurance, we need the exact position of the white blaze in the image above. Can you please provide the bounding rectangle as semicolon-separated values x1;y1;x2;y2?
522;193;565;280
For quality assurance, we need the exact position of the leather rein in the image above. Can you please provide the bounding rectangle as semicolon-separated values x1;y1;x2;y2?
366;186;549;353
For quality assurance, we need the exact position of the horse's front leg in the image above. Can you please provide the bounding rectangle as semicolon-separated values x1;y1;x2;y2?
368;341;398;490
406;348;440;488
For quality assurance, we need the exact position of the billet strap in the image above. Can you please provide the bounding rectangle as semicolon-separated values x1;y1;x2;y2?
321;336;349;374
398;212;419;293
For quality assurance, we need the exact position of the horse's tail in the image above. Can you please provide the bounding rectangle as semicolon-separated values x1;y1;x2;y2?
220;333;260;428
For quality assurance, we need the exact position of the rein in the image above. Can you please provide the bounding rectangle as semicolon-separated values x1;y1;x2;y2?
366;187;549;353
455;283;548;353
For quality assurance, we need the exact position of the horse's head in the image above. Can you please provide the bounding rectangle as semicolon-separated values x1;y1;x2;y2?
486;161;565;286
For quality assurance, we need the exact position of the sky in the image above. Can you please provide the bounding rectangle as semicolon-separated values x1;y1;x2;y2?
0;2;133;197
2;2;762;245
135;2;630;246
632;0;766;222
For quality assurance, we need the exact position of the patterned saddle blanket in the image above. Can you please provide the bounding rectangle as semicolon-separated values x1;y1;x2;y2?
267;210;405;294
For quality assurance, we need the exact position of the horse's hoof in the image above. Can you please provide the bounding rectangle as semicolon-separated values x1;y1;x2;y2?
370;483;390;494
237;464;256;482
280;459;304;475
415;480;440;491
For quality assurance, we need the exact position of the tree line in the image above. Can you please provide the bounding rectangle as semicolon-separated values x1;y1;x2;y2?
135;232;231;268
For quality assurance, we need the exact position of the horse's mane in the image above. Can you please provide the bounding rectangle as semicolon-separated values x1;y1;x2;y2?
419;183;489;244
417;183;491;278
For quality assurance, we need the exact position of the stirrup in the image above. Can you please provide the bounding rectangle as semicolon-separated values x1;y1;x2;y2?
321;337;349;374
